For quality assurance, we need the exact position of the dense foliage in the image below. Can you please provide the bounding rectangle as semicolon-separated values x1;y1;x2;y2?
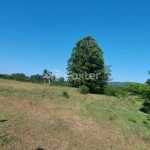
146;79;150;86
67;36;111;94
140;71;150;113
0;73;30;82
104;86;128;97
105;83;150;99
125;83;142;95
104;82;150;114
140;100;150;114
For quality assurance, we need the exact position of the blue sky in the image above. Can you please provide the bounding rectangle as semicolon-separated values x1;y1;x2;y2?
0;0;150;83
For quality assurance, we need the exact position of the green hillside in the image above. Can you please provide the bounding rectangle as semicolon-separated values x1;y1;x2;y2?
0;79;150;150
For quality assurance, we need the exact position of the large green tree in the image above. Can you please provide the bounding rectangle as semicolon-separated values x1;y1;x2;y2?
67;36;111;94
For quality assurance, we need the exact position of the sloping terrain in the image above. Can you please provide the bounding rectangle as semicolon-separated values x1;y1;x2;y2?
0;79;150;150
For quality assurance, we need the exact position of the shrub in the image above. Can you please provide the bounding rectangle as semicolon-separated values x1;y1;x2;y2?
125;83;150;99
79;86;89;94
139;84;150;99
104;86;128;97
140;100;150;114
146;79;150;86
125;83;141;95
139;84;150;114
62;91;69;98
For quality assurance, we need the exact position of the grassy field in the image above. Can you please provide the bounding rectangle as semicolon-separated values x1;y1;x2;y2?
0;79;150;150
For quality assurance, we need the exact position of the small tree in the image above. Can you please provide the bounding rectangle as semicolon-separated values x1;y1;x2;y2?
43;69;48;76
43;69;52;77
146;79;150;86
146;71;150;86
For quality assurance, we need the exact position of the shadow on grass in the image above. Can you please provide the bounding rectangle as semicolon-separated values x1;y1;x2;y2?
0;134;9;139
0;120;7;122
0;120;9;139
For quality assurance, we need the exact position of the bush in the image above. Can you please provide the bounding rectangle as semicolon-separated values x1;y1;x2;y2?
125;83;150;99
146;79;150;86
62;91;69;98
140;100;150;114
125;83;141;95
104;86;128;97
79;86;89;94
138;84;150;114
138;84;150;100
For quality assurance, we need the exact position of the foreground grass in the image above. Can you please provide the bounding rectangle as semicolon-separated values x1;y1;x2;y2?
0;79;150;150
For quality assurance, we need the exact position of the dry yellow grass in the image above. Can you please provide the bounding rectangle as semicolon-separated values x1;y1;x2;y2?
0;79;150;150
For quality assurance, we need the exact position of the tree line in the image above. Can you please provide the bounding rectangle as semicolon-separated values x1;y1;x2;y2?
0;70;65;85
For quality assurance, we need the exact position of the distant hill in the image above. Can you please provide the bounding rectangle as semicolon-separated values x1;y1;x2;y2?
108;82;132;86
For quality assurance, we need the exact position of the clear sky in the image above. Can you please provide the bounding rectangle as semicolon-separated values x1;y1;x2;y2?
0;0;150;83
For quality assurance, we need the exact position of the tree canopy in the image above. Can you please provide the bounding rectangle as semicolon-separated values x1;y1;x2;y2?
43;69;52;77
67;36;111;94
